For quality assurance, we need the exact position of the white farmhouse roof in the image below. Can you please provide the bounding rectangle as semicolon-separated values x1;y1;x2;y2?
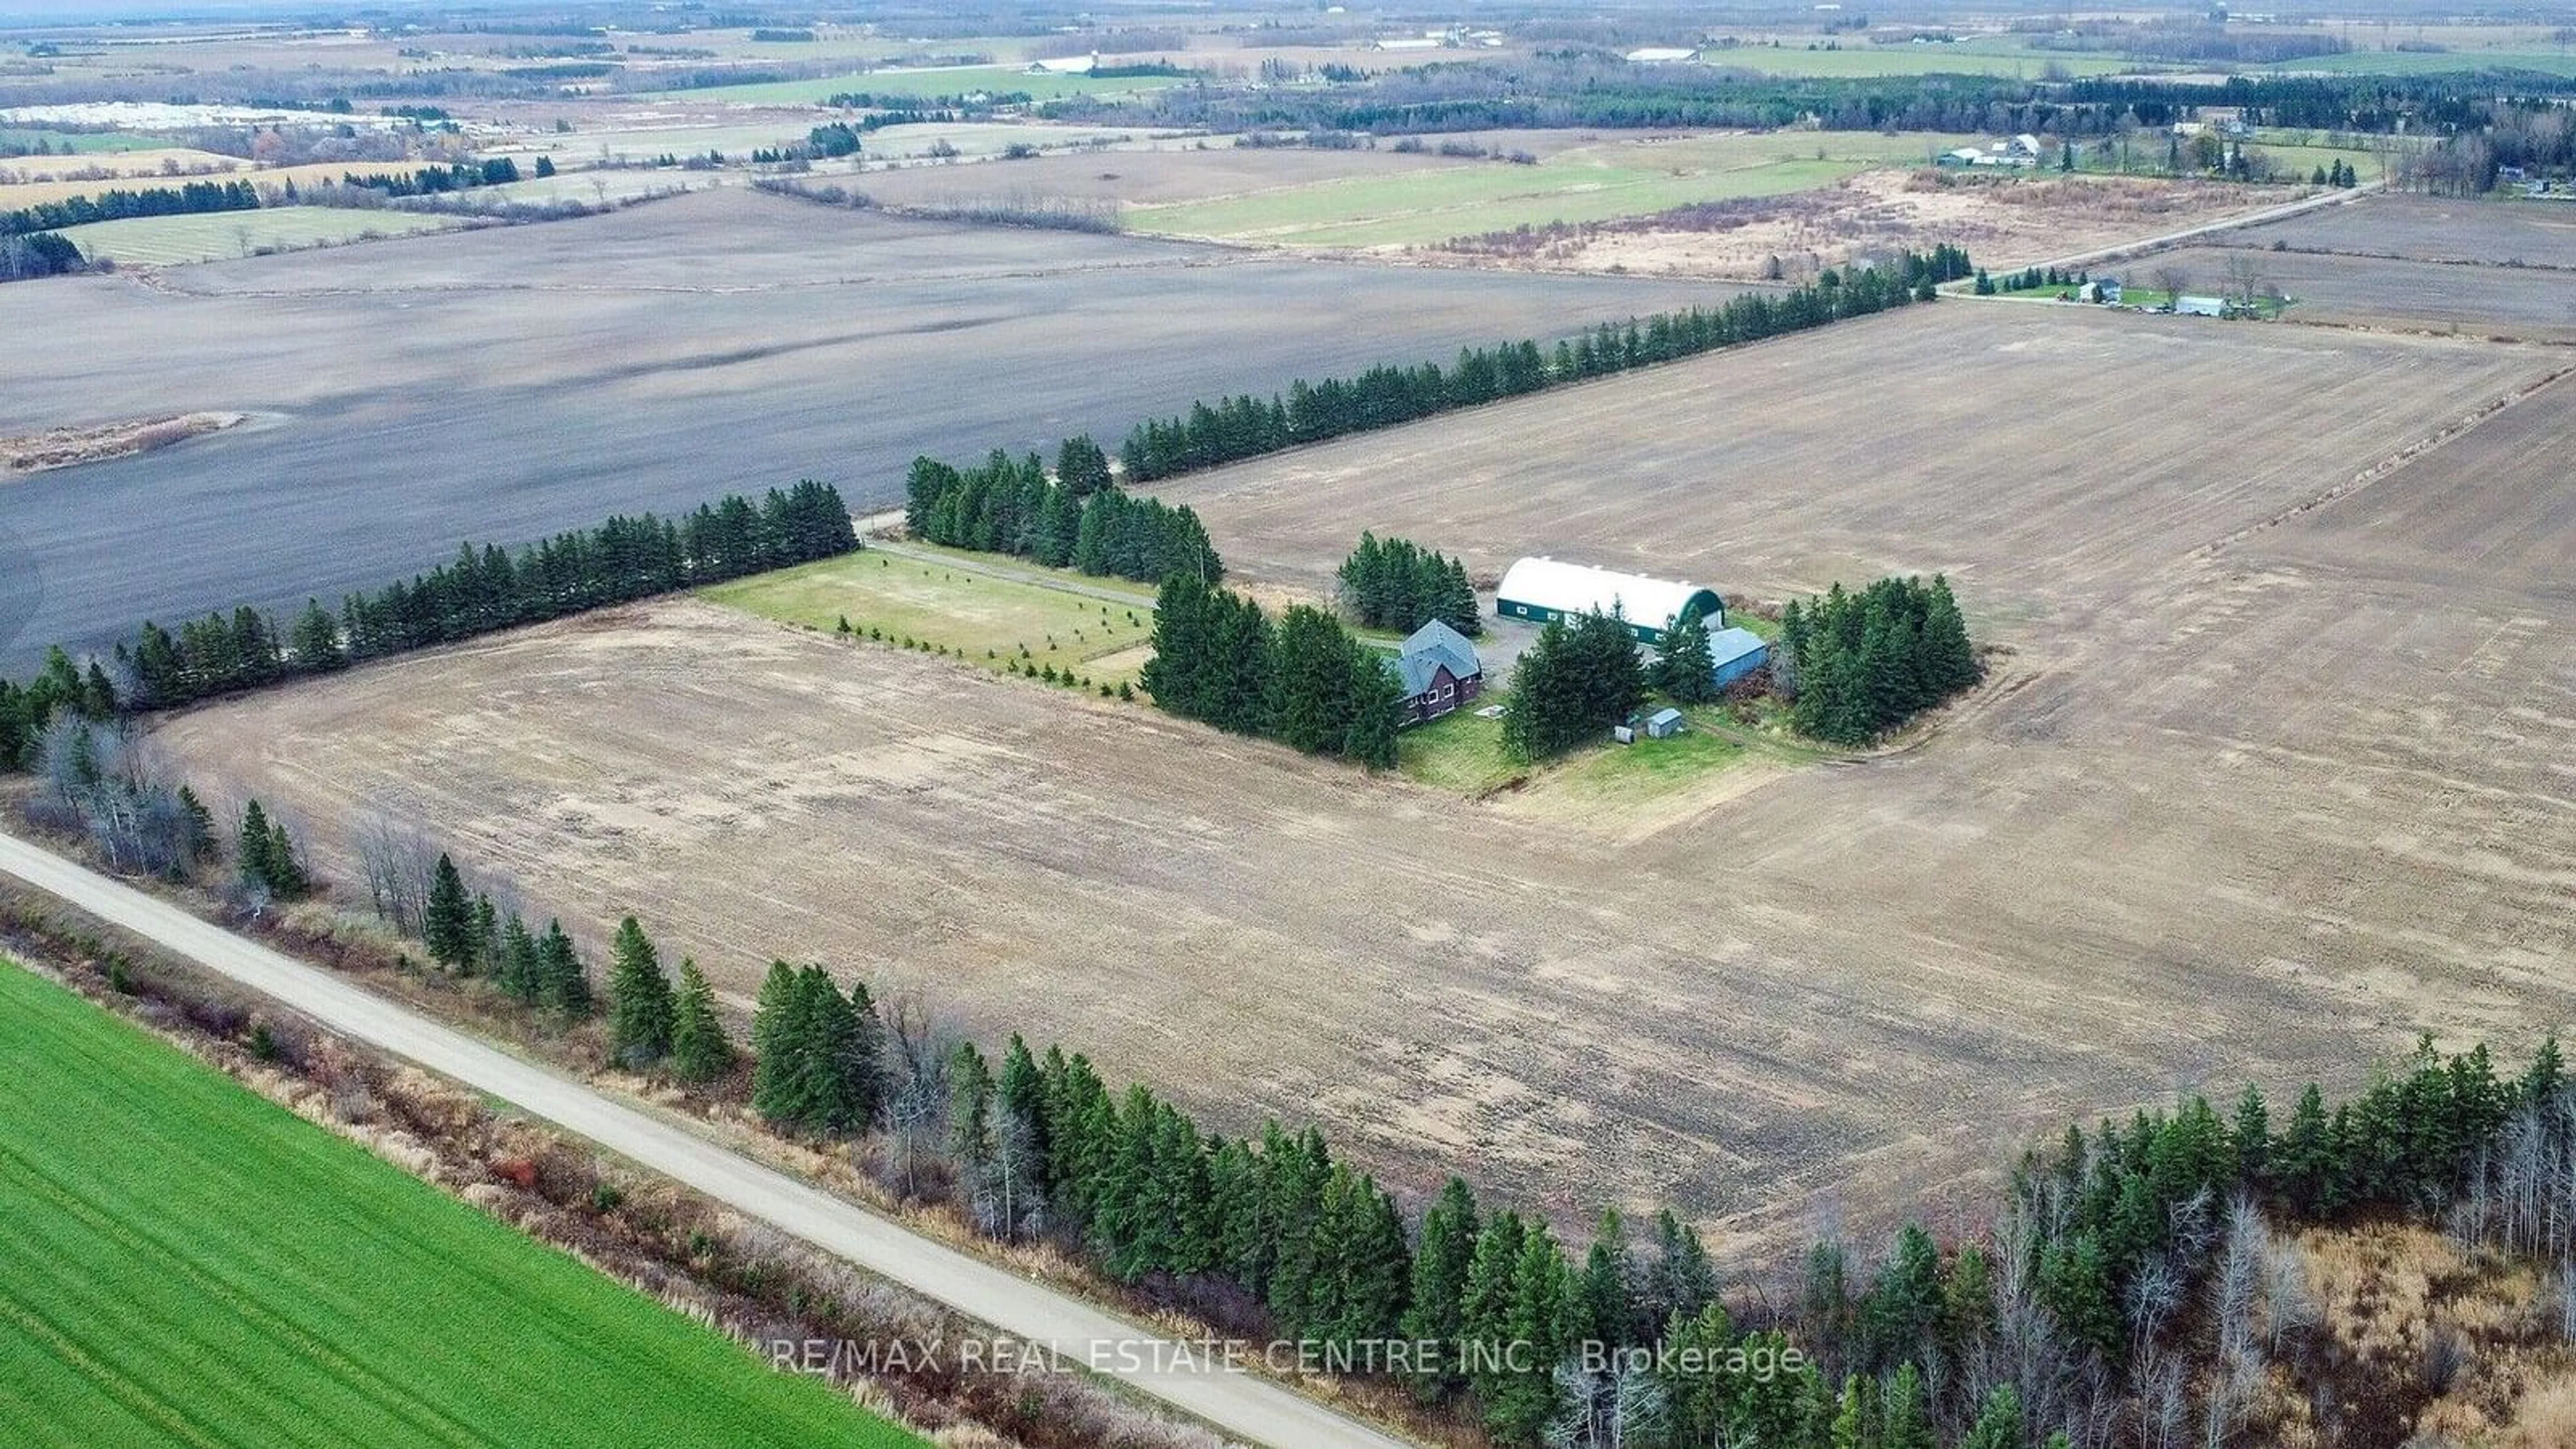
1497;557;1722;632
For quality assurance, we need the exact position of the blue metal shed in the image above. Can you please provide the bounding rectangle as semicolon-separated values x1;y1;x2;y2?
1706;627;1771;688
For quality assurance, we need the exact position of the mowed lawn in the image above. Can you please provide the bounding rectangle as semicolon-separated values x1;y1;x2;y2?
1126;131;1975;247
703;550;1159;688
1399;700;1777;799
0;961;923;1449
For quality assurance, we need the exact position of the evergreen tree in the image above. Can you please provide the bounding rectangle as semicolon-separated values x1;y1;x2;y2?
1654;610;1719;704
423;853;473;969
290;598;343;671
176;785;218;862
1399;1177;1480;1399
1960;1384;2024;1449
1576;1207;1636;1348
669;958;735;1082
751;960;805;1124
1881;1360;1934;1449
951;1039;996;1179
1487;1226;1574;1443
468;894;499;979
606;915;675;1066
496;912;541;1004
537;918;590;1016
264;817;308;897
1342;655;1403;771
235;800;275;892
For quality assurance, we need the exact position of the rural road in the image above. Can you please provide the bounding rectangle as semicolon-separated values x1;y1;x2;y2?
0;829;1414;1449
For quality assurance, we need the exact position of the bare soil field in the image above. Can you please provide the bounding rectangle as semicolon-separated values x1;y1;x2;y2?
0;185;1726;670
154;304;2576;1258
2142;244;2576;340
2232;193;2576;270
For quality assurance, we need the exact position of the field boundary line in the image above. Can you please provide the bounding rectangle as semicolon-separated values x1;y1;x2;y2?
2198;362;2576;555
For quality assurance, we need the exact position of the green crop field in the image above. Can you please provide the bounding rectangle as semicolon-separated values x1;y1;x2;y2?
2257;47;2576;76
0;127;163;154
1126;131;1975;247
56;206;471;266
663;62;1189;105
704;549;1160;688
0;960;924;1449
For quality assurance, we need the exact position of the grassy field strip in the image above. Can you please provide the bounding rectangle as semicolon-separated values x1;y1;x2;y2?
1686;44;2141;78
703;551;1159;688
661;63;1189;105
56;206;470;265
0;959;924;1449
1126;133;1972;246
2257;48;2576;76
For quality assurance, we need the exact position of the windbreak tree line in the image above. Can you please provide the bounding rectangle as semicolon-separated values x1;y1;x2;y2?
902;439;1225;586
1778;576;1976;745
1117;250;1973;484
1338;533;1479;637
1140;574;1402;768
0;178;260;237
117;482;856;710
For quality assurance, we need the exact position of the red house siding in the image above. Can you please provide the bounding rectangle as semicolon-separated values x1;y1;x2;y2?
1403;665;1483;725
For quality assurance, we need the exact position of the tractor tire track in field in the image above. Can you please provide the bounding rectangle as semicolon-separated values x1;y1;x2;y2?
2196;361;2576;557
0;828;1414;1449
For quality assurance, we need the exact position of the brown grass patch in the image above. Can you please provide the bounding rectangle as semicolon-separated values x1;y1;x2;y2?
1;411;244;476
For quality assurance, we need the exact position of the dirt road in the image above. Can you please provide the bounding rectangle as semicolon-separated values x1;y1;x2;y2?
0;828;1413;1449
2025;179;2384;273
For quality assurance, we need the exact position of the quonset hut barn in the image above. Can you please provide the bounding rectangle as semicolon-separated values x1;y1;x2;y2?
1495;557;1724;646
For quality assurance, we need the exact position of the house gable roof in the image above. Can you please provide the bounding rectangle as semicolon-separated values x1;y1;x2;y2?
1389;619;1481;699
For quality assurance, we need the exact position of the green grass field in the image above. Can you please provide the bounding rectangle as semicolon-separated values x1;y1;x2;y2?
1127;131;1974;247
1399;700;1778;798
704;549;1159;688
663;62;1189;105
0;960;923;1449
56;206;470;265
2255;47;2576;76
0;127;162;154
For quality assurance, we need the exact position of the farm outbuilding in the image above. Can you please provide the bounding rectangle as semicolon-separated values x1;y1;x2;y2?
2176;294;2226;317
1644;707;1686;739
1495;557;1724;645
1705;627;1771;688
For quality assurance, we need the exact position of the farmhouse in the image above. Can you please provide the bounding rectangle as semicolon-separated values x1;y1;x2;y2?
1388;619;1483;725
1497;557;1723;646
1707;626;1772;688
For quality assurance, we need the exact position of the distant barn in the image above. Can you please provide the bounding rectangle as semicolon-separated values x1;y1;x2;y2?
1495;557;1723;646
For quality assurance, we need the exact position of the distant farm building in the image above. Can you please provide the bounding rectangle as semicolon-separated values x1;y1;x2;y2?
1644;707;1686;739
1025;53;1096;75
1496;557;1725;646
1939;142;2036;170
2095;278;2123;304
1626;46;1701;62
1706;627;1772;688
2176;294;2226;317
1389;619;1483;725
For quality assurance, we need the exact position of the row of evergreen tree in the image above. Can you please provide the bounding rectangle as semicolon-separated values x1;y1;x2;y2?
113;482;856;710
1139;574;1402;768
0;647;118;772
1778;577;1977;746
2010;1034;2551;1363
903;443;1224;585
1114;250;1972;484
0;178;260;238
333;158;523;196
1336;533;1479;637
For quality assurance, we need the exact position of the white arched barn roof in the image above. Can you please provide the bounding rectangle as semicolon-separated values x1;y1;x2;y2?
1495;557;1724;644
